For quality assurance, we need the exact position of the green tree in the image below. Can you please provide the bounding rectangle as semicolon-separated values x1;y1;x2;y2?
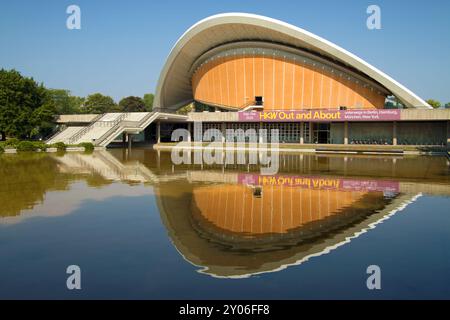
176;102;194;115
83;93;117;114
143;93;154;111
426;99;441;109
118;96;146;112
30;97;56;138
47;89;84;114
445;102;450;108
0;69;56;140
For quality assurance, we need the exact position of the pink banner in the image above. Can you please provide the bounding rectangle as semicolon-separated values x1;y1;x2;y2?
238;110;401;122
238;174;400;193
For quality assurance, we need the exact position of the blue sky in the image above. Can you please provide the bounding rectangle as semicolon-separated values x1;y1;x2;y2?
0;0;449;103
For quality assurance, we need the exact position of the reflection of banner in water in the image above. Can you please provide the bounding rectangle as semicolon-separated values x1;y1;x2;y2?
238;109;401;122
238;174;400;193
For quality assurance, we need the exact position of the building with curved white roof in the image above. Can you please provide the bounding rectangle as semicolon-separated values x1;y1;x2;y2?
150;13;449;149
155;13;430;111
52;13;449;149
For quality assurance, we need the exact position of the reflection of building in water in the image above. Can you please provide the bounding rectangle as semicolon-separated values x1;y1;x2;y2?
192;184;373;235
0;151;157;223
2;149;449;274
54;151;159;183
156;181;421;278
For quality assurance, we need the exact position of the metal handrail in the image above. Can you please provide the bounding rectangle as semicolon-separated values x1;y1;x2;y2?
95;112;159;147
46;125;67;143
137;111;156;127
239;100;256;109
71;113;129;144
68;113;104;144
93;113;134;146
94;124;124;146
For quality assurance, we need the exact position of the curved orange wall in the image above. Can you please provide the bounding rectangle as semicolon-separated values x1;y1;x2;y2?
192;55;386;110
192;184;370;235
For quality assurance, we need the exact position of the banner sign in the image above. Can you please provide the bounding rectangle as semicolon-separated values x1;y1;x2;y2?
238;174;400;193
238;109;401;122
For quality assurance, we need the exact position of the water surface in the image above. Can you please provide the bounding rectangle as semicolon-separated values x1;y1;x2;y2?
0;149;449;299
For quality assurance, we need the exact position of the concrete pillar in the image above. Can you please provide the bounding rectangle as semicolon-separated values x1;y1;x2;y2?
221;122;226;143
344;121;349;145
447;121;450;149
122;133;126;148
309;122;314;144
344;156;348;175
156;121;161;144
157;150;160;169
259;122;264;143
300;122;304;144
393;121;398;146
127;133;132;149
187;122;192;143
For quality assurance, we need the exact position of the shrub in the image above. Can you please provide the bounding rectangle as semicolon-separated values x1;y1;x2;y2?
4;138;20;148
51;142;66;151
16;141;37;152
78;142;94;152
0;145;4;154
33;141;48;151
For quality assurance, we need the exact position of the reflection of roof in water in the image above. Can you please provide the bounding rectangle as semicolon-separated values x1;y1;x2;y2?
1;149;447;275
191;184;372;235
155;181;421;278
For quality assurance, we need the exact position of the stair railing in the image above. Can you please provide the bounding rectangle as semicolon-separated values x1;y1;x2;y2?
67;113;105;144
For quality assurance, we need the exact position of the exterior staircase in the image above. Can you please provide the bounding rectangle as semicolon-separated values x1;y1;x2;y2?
94;112;160;147
47;111;187;147
47;112;161;147
66;113;105;145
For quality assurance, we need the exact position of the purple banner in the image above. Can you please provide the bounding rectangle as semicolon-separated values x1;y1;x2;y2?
238;174;400;193
238;109;401;122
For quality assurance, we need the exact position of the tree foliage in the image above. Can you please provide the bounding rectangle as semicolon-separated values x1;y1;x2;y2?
47;89;84;114
143;93;154;111
426;99;441;109
119;96;146;112
83;93;117;114
176;102;194;115
0;69;56;139
0;69;162;141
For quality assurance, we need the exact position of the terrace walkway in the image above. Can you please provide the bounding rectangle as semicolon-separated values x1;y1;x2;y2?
48;112;187;147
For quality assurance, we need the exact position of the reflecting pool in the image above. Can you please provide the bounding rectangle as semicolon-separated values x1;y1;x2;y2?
0;149;449;299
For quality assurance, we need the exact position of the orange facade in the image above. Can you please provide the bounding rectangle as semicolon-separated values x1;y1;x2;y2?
192;55;386;110
192;184;371;235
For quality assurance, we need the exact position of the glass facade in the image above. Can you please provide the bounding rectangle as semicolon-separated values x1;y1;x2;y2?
188;120;447;146
312;123;331;144
198;122;314;144
226;123;259;143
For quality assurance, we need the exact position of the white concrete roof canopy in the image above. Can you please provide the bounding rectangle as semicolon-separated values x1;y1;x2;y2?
154;13;431;110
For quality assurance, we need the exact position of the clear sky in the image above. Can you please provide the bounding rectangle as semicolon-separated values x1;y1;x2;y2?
1;0;449;103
